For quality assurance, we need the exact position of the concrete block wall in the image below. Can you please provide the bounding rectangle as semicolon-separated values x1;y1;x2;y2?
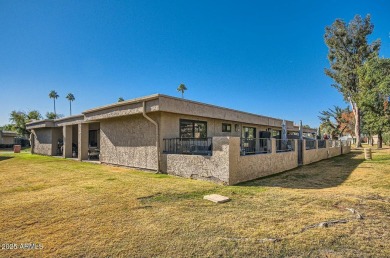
328;145;342;158
302;140;329;165
161;137;231;184
163;138;352;185
162;137;299;185
229;138;298;185
303;140;351;165
342;142;351;154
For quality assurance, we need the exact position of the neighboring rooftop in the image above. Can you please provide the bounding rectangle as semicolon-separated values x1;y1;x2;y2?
0;130;18;136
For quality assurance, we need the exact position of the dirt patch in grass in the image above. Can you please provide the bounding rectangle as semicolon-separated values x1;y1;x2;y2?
0;148;389;257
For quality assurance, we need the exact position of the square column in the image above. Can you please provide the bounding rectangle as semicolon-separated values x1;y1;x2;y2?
271;138;276;154
63;125;73;158
78;123;89;161
30;130;35;154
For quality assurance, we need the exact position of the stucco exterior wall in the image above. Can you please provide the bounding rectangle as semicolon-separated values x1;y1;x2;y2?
158;95;290;127
229;138;298;185
32;128;53;155
159;112;276;149
161;137;230;183
84;99;159;121
55;115;84;127
342;145;351;154
99;114;159;170
302;148;328;165
302;140;348;165
0;136;15;145
328;146;342;158
162;137;298;185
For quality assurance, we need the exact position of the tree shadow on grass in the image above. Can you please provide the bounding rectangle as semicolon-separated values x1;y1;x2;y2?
239;151;364;189
0;156;14;162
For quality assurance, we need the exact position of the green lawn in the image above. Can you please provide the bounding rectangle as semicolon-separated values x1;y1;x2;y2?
0;148;389;257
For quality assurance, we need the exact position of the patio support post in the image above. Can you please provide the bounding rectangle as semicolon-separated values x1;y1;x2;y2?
78;123;89;161
271;138;276;154
30;130;35;154
63;125;72;158
142;101;160;173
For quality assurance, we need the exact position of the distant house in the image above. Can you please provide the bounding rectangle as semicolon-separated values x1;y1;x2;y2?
0;130;18;148
26;94;349;185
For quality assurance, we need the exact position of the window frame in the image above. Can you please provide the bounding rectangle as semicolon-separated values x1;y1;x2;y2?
242;126;257;139
179;119;207;139
222;123;232;132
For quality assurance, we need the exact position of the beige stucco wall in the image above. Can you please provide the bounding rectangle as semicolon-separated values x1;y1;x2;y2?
55;115;84;127
302;140;347;165
162;137;298;185
99;114;159;170
159;112;278;149
302;147;328;165
0;135;15;145
328;146;342;158
84;99;159;121
158;95;290;127
302;140;329;165
161;137;230;183
342;145;351;154
32;128;53;155
229;138;298;185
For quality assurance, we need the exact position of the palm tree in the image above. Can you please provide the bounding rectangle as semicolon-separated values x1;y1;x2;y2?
49;90;59;115
66;93;75;116
177;83;187;98
118;97;124;102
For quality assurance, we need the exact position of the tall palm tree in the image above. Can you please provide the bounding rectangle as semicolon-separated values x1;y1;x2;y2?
49;90;59;115
66;93;75;116
177;83;187;99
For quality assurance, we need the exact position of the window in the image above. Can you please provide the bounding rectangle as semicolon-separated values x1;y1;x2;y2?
242;126;256;139
272;130;281;138
180;119;207;138
222;123;231;132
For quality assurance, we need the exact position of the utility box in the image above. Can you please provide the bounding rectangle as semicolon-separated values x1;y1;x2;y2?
364;148;372;160
13;145;21;153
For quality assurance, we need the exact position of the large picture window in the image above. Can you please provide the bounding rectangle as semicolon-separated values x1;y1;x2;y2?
180;119;207;138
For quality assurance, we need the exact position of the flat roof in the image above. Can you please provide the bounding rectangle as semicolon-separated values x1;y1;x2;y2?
1;130;18;136
83;94;289;122
27;94;317;132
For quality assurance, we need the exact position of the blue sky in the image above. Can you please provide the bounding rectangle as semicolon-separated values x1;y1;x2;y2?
0;0;389;127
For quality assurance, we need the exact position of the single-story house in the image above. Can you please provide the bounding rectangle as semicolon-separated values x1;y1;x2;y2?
0;130;18;148
26;94;350;184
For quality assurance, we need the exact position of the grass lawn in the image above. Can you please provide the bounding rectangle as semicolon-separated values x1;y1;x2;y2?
0;147;389;257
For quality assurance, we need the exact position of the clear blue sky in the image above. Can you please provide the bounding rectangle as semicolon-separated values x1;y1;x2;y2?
0;0;389;127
